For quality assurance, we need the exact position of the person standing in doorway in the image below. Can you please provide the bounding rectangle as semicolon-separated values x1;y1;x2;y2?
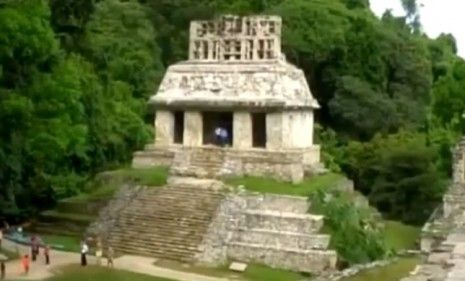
214;126;222;145
219;127;228;146
81;241;88;266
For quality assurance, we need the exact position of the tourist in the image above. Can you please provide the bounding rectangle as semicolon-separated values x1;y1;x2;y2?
43;245;50;265
1;261;5;280
30;236;37;262
107;246;114;268
81;240;89;266
21;255;29;275
220;127;228;146
95;240;102;266
214;126;222;145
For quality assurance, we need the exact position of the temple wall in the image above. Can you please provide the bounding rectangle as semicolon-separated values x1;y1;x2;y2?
266;113;283;149
155;111;174;146
282;111;314;148
233;112;252;149
183;111;203;146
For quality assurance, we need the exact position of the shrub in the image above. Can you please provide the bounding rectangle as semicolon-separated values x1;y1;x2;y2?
309;189;389;265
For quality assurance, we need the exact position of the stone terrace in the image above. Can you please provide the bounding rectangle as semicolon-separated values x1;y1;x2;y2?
401;137;465;281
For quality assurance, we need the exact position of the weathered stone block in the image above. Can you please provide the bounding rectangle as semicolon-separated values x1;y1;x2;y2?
226;242;337;273
241;209;324;234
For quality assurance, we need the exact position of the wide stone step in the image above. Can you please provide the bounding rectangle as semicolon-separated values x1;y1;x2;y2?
110;236;201;250
240;209;324;234
230;228;330;250
110;234;201;248
131;197;223;205
113;244;194;262
227;241;337;273
116;212;215;222
171;168;222;179
111;224;207;237
245;194;310;213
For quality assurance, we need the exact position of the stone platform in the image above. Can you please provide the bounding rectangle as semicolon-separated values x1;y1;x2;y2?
197;191;337;273
133;144;323;183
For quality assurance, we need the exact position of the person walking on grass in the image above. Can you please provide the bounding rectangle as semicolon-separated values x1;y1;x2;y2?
21;255;29;275
107;246;114;268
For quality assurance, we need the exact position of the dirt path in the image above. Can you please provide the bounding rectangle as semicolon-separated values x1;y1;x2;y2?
2;239;229;281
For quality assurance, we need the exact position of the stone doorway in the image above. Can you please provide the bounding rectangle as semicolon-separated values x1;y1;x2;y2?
252;112;266;148
202;111;233;146
173;111;184;144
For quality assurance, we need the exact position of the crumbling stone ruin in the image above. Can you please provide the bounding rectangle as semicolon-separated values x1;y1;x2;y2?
401;137;465;281
90;15;337;275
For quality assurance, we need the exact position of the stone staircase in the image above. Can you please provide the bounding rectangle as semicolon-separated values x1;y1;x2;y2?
107;179;225;262
170;147;229;179
226;194;337;273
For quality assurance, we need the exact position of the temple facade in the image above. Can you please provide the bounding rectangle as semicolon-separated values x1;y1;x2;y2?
133;15;323;183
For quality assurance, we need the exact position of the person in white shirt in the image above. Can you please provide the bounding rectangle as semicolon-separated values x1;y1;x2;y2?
81;241;89;266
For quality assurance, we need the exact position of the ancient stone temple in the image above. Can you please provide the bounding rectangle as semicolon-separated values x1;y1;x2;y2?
133;15;322;183
90;15;338;274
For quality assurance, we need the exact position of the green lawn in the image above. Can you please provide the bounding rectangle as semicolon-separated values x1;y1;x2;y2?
242;264;308;281
154;259;307;281
67;166;169;202
225;173;345;196
45;265;174;281
0;246;19;260
383;220;421;251
41;234;81;252
338;257;420;281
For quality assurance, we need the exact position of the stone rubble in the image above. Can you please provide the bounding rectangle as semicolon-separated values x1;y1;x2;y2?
401;137;465;281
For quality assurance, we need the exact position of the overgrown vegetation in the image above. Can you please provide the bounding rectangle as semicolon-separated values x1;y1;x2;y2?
310;189;389;265
1;0;464;228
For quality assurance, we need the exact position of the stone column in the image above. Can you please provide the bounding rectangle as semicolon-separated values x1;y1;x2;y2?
233;111;252;149
183;111;203;146
154;110;174;146
266;112;283;149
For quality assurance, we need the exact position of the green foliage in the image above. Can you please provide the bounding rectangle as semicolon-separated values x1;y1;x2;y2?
342;132;446;224
310;189;388;265
0;0;164;220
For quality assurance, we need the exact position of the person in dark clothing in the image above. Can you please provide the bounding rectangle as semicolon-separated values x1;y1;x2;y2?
1;261;5;280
